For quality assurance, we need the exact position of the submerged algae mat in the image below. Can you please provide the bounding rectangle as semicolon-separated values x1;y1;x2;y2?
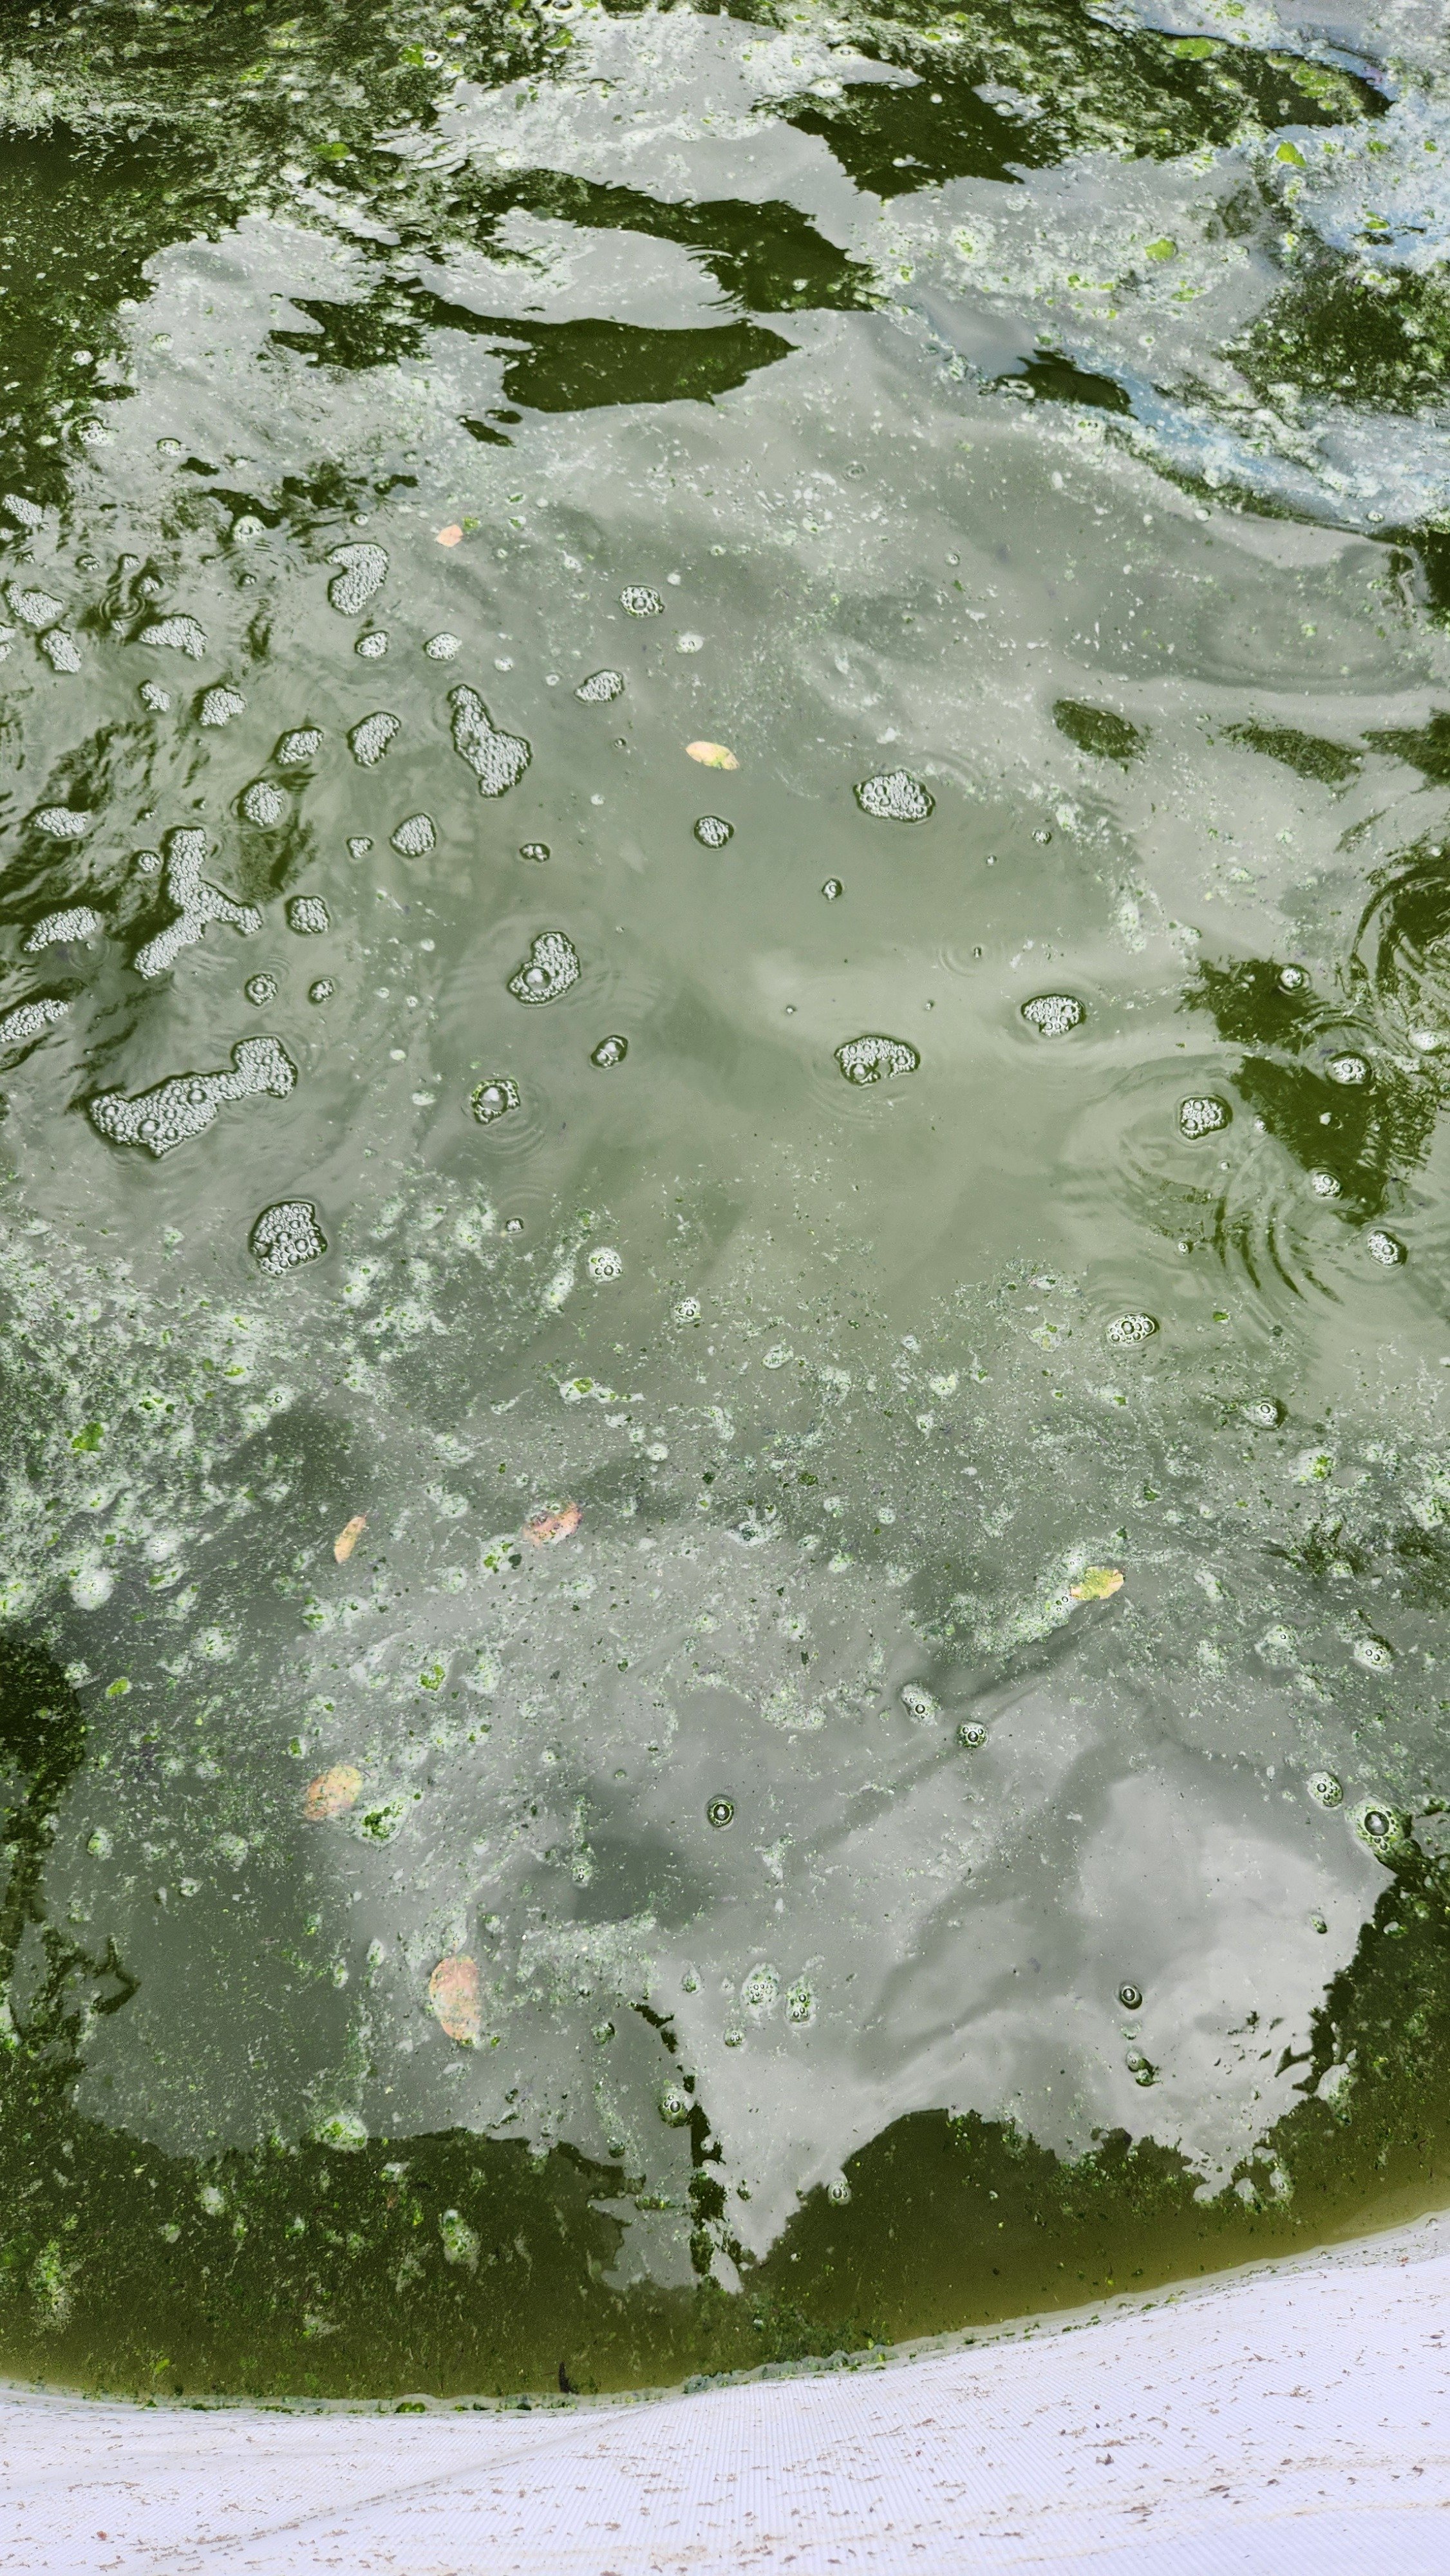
6;0;1450;2396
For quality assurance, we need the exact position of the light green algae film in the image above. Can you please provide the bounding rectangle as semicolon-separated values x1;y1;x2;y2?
2;0;1450;2400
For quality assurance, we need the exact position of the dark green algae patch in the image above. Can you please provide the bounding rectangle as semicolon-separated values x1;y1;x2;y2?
4;1625;1450;2399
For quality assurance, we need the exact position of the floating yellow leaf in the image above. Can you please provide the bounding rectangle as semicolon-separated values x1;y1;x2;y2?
1071;1566;1124;1602
437;523;463;548
429;1953;482;2045
686;740;738;770
334;1513;367;1563
523;1499;581;1547
303;1763;362;1823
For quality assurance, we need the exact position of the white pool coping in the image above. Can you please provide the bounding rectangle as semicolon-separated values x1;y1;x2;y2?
3;2211;1448;2572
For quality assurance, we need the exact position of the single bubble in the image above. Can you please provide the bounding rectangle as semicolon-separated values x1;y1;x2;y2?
244;974;278;1007
1242;1397;1283;1428
620;586;663;616
1367;1229;1406;1267
1106;1311;1158;1345
1355;1803;1402;1848
591;1034;627;1067
505;1217;524;1235
658;2081;692;2127
1022;993;1084;1039
1118;1982;1143;2012
674;1295;702;1322
1277;964;1307;992
1326;1053;1369;1086
1310;1170;1341;1197
854;768;934;822
706;1796;735;1829
1353;1634;1395;1671
592;2020;615;2046
826;2175;851;2204
957;1720;987;1750
250;1200;326;1275
1178;1095;1230;1140
693;815;733;849
675;632;704;655
587;1246;623;1282
900;1681;937;1723
575;668;624;704
1308;1770;1343;1808
835;1034;919;1085
519;842;550;862
822;878;843;900
472;1077;521;1125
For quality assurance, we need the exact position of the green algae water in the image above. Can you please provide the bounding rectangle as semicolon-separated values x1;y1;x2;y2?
5;0;1450;2401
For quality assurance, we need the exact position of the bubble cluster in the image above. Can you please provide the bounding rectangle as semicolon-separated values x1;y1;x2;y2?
3;493;42;530
519;842;549;863
1021;994;1084;1039
138;615;206;658
326;543;388;616
356;631;388;661
89;1036;296;1155
1178;1095;1230;1140
424;632;460;661
693;815;733;848
587;1246;623;1282
509;932;579;1006
1327;1053;1370;1086
1355;1803;1402;1850
1367;1229;1406;1266
391;813;435;858
957;1720;988;1750
1310;1170;1341;1198
1352;1634;1395;1670
40;631;81;674
574;670;624;704
24;907;100;951
240;781;286;828
347;712;400;768
140;681;170;712
0;995;69;1051
620;587;664;616
287;898;329;935
854;769;934;822
245;974;278;1005
1242;1397;1283;1428
471;1077;520;1125
1106;1311;1158;1345
200;687;245;728
133;827;262;978
1307;1770;1343;1808
449;685;531;796
277;729;322;766
308;979;335;1004
250;1200;327;1274
33;808;91;840
590;1034;626;1067
835;1034;919;1084
10;587;63;629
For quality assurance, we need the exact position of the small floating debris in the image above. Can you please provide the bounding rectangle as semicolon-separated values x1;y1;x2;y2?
1071;1566;1124;1600
523;1501;581;1546
333;1515;368;1564
687;740;737;770
436;524;464;549
304;1764;362;1822
428;1953;482;2044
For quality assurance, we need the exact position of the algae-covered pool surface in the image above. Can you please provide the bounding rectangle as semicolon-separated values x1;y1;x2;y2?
6;0;1450;2405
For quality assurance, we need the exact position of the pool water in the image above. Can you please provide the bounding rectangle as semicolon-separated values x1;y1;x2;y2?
3;0;1450;2398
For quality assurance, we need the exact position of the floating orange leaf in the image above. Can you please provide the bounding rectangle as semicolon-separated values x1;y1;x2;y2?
429;1953;482;2045
437;524;463;548
334;1513;367;1563
686;740;738;770
523;1499;581;1547
303;1763;362;1823
1070;1567;1125;1602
